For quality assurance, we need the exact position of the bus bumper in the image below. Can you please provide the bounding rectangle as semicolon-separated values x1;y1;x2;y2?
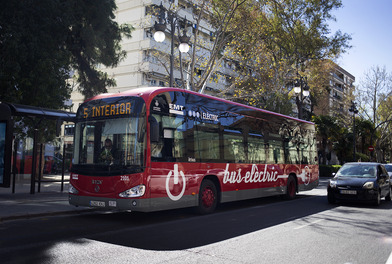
68;194;152;212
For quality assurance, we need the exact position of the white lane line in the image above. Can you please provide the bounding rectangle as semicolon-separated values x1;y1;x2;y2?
294;219;324;230
386;250;392;264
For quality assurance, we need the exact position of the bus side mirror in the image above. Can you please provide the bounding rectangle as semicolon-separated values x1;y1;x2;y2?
148;115;160;143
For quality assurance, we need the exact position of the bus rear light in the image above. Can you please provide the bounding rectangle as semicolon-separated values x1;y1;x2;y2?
69;184;79;194
119;185;146;198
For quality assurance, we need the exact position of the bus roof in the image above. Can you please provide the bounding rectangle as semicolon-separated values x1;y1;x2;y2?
84;87;313;124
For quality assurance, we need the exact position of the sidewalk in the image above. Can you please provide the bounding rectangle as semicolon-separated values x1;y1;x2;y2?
0;175;96;222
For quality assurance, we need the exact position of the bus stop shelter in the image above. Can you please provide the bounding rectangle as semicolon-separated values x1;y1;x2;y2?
0;102;75;194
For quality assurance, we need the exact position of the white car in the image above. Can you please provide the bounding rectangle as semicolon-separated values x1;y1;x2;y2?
384;164;392;186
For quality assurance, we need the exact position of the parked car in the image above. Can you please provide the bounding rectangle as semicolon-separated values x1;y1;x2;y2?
327;162;391;206
44;155;63;174
383;163;392;186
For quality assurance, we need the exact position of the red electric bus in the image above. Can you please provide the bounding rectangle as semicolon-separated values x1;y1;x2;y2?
69;87;319;214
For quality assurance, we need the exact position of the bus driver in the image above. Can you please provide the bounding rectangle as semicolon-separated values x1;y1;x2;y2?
100;138;117;164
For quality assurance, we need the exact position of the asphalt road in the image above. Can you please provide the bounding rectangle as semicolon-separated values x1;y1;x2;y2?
1;181;392;264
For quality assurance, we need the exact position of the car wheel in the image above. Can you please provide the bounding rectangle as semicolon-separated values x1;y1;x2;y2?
327;191;336;204
197;179;218;215
385;187;391;202
374;190;381;206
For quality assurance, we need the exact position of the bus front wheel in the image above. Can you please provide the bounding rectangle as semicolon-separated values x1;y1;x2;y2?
197;179;218;214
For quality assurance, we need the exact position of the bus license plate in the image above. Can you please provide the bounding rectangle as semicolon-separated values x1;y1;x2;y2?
340;190;356;195
90;201;105;207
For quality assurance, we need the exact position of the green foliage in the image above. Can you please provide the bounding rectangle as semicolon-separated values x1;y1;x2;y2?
0;0;72;109
0;0;134;107
226;0;351;115
312;115;342;164
351;152;370;162
313;114;378;164
319;165;341;177
14;117;58;143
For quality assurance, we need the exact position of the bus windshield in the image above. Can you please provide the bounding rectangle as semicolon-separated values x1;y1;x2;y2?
72;97;146;176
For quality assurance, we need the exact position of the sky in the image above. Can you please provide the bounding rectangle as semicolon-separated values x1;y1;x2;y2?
328;0;392;85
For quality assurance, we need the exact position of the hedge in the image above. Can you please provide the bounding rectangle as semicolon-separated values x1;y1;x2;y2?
319;164;341;178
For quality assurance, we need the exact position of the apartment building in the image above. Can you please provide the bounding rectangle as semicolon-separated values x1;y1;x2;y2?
69;0;356;121
314;63;356;164
314;63;355;119
69;0;233;113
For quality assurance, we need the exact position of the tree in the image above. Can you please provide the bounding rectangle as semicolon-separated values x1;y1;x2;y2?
226;0;351;115
377;95;392;162
147;0;246;92
357;66;392;124
356;66;392;162
222;1;294;114
312;115;341;164
332;126;352;163
355;118;374;156
188;0;247;92
0;0;134;108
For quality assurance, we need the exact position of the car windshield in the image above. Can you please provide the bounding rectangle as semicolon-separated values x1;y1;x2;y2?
337;164;377;178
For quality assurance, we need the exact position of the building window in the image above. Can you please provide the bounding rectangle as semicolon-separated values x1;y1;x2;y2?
64;125;75;136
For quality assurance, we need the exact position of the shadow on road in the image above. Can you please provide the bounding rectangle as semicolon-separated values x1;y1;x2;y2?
79;194;334;250
3;189;392;264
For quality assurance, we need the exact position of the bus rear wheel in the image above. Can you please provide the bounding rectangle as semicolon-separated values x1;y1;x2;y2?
197;179;218;214
285;175;297;200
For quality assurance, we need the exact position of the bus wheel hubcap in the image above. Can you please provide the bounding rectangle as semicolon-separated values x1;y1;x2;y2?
202;187;214;208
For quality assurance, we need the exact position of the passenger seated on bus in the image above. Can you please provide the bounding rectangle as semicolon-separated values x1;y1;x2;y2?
100;138;118;164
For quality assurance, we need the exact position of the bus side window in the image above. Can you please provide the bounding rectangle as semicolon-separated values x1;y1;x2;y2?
267;140;284;164
151;115;187;162
247;133;265;164
223;129;244;163
194;125;220;162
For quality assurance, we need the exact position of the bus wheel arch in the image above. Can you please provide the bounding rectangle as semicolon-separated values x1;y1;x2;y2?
197;175;220;214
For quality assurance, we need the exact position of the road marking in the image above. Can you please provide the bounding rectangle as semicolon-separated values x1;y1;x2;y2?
294;219;324;230
386;250;392;264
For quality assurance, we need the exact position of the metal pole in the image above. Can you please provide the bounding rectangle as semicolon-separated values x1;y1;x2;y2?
61;143;66;192
30;129;38;194
299;79;303;119
370;131;374;161
353;113;356;161
169;13;175;87
37;143;43;193
12;138;17;194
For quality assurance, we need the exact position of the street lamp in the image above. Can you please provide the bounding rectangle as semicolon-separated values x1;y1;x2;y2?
293;76;310;119
348;101;359;161
153;3;190;87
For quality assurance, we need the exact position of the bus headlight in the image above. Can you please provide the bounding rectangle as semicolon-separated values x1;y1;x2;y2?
119;185;146;198
69;184;79;194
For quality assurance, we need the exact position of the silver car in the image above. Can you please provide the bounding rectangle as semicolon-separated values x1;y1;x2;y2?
384;164;392;186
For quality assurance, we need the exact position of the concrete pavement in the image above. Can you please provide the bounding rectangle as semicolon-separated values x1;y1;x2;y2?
0;175;96;222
